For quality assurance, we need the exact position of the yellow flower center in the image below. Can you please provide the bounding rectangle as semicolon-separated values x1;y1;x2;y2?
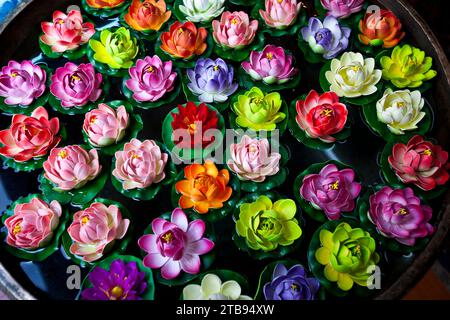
13;223;21;235
423;149;432;156
213;65;219;71
266;53;273;60
231;18;239;25
89;116;97;124
330;180;339;190
252;97;263;104
58;150;68;159
81;216;90;225
178;28;184;34
10;72;17;77
291;284;299;291
260;219;274;231
20;124;27;131
320;108;333;117
397;208;408;215
351;65;360;72
161;231;174;243
130;151;140;159
277;0;283;3
353;245;361;256
249;145;257;153
57;19;64;25
110;286;124;299
146;66;154;73
188;123;197;133
71;75;81;81
397;102;405;108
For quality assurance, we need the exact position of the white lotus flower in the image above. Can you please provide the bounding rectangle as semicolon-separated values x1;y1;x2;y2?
183;274;253;300
325;52;382;98
376;88;425;135
179;0;225;23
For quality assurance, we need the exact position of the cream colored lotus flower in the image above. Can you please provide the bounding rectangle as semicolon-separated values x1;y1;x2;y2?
183;274;252;300
325;52;382;98
376;88;425;135
179;0;225;23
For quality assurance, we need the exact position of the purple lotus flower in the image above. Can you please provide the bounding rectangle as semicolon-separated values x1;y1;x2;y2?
300;164;361;220
138;208;215;280
187;58;238;103
50;62;102;108
263;263;320;300
0;60;46;106
242;45;298;85
320;0;365;19
81;259;147;300
368;186;435;246
301;16;351;59
125;55;177;102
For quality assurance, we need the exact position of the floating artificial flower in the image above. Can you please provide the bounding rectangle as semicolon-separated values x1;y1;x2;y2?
175;161;232;214
138;208;215;279
86;0;126;9
315;222;380;291
179;0;225;23
242;45;298;85
183;273;252;300
124;0;171;32
358;9;404;48
376;88;425;135
300;16;351;60
81;259;147;300
259;0;303;29
236;195;302;251
232;87;285;131
125;55;177;102
170;102;219;148
325;52;382;98
160;21;208;59
40;8;95;53
368;186;435;246
4;197;62;250
68;202;130;262
0;107;61;162
43;145;101;191
212;11;258;49
263;263;320;300
380;44;437;89
50;62;103;108
113;139;168;190
186;58;238;103
319;0;364;19
388;135;449;191
227;135;281;182
295;90;348;143
0;60;46;106
300;164;361;220
89;27;139;70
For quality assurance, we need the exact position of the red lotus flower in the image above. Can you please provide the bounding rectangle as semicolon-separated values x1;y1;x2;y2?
295;90;348;143
389;135;449;191
171;102;219;148
0;107;61;162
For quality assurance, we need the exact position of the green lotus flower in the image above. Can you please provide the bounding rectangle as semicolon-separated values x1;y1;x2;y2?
380;44;437;88
235;195;302;251
315;222;380;291
89;27;139;69
232;87;286;131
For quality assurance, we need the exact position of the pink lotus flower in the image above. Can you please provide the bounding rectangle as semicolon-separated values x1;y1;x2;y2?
212;11;258;49
40;8;95;53
43;145;101;191
5;197;62;249
320;0;364;19
50;62;103;108
68;202;130;262
227;135;280;182
112;139;168;190
0;60;46;106
0;107;61;162
83;103;129;147
138;208;214;280
259;0;303;29
125;55;177;102
242;45;298;85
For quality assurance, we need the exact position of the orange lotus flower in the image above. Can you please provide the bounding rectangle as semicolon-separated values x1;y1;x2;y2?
124;0;171;32
160;21;208;59
86;0;125;9
175;161;232;214
358;9;405;48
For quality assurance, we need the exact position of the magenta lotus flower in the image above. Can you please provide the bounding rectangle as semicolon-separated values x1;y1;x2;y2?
50;62;103;108
83;103;129;147
0;60;46;106
43;145;101;191
320;0;365;19
259;0;303;29
242;45;298;85
5;197;62;250
227;135;280;182
68;202;130;262
212;11;258;49
368;186;435;246
125;55;177;102
300;164;361;220
113;139;168;190
40;8;95;53
138;208;214;280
